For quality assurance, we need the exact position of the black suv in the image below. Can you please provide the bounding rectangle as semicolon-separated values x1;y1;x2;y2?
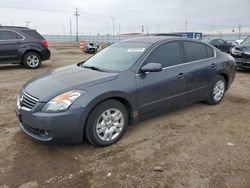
0;26;50;69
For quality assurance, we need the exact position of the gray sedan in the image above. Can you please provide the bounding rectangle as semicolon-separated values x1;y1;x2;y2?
16;36;236;146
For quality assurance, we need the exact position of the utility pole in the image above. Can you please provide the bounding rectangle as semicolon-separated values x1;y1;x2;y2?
146;26;149;36
141;25;144;35
62;23;65;39
185;19;188;32
110;16;115;43
74;8;80;42
69;19;72;38
25;21;30;28
118;25;121;41
238;24;242;39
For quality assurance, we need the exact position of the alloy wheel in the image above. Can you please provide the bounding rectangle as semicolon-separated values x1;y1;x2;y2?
96;108;124;142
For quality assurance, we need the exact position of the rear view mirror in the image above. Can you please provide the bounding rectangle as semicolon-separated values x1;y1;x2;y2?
141;63;162;73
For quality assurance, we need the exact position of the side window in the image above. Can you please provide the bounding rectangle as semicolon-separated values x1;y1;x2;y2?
16;33;23;39
211;39;217;43
183;41;208;62
206;46;214;58
145;41;182;67
0;30;20;40
218;39;225;44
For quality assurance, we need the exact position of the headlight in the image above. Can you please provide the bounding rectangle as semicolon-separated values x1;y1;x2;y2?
231;47;242;55
42;90;85;112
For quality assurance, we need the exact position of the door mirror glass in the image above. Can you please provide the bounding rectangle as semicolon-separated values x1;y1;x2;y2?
141;63;162;73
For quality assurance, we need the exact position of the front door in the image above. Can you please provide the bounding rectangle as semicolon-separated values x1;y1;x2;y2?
136;41;187;118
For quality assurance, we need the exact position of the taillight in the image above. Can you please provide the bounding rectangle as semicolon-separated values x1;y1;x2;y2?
41;39;48;48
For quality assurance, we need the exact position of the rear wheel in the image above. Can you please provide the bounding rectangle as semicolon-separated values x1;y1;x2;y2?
206;75;226;105
23;52;41;69
84;100;128;147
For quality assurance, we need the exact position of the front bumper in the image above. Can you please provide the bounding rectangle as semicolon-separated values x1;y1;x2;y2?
15;106;85;143
234;57;250;69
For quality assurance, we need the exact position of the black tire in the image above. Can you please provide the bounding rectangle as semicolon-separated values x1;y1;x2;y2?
84;100;128;147
205;75;226;105
23;52;41;69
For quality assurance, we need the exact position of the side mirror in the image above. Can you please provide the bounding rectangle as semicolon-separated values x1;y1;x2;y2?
77;61;85;66
141;63;162;73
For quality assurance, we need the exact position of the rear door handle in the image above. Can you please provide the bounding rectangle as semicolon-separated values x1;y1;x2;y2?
211;63;217;69
177;72;184;79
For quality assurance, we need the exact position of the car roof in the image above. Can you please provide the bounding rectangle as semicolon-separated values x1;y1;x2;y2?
123;36;183;44
0;26;30;31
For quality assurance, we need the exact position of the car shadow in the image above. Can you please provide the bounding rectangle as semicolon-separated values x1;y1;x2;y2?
237;68;250;73
0;64;24;70
0;63;53;71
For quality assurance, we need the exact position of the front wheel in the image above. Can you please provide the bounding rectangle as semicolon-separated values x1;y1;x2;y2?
23;52;41;69
84;100;128;146
206;75;226;105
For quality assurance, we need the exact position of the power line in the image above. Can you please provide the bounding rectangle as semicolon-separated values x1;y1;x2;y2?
1;6;249;29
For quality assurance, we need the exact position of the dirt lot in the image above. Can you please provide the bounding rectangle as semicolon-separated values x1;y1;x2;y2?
0;42;250;188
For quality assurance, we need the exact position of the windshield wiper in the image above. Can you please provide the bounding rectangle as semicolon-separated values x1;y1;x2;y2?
82;65;105;72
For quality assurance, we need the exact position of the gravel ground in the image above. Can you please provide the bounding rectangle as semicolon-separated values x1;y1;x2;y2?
0;42;250;188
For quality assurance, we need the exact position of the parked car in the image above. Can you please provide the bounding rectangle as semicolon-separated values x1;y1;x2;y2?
209;39;234;53
0;26;50;69
235;39;244;45
83;43;100;54
16;36;236;146
230;36;250;69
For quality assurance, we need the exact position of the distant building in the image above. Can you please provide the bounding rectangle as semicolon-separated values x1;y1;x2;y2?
154;32;203;39
121;32;141;36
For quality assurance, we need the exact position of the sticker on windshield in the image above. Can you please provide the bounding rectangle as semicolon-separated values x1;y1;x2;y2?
127;48;145;53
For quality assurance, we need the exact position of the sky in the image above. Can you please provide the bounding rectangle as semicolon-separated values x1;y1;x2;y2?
0;0;250;35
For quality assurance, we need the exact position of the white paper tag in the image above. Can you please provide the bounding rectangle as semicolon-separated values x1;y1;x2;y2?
127;48;145;53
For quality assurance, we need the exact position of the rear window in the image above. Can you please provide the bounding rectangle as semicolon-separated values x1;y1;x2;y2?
23;30;44;39
0;30;23;40
183;41;209;62
206;46;214;58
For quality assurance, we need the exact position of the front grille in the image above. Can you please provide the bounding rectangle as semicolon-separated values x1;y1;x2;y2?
19;90;39;110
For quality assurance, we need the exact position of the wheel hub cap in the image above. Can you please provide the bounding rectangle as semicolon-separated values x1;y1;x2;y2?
96;108;124;141
213;80;225;102
27;55;39;67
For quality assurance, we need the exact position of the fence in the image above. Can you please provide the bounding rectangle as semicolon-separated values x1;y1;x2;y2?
43;34;140;43
43;33;250;43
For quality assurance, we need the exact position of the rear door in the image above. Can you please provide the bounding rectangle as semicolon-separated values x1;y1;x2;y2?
181;41;217;104
136;41;187;118
0;29;24;63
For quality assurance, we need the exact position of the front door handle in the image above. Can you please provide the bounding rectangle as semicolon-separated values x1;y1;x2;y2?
177;72;184;79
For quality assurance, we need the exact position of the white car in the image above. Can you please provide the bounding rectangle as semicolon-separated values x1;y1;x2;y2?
235;39;244;45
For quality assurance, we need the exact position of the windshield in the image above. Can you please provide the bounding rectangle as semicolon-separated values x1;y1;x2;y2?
82;42;151;72
242;36;250;45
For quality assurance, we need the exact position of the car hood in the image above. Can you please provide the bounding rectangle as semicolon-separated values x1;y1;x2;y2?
235;44;250;57
235;44;250;51
23;64;118;102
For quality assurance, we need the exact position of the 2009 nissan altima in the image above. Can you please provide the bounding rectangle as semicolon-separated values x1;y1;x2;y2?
15;36;236;146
